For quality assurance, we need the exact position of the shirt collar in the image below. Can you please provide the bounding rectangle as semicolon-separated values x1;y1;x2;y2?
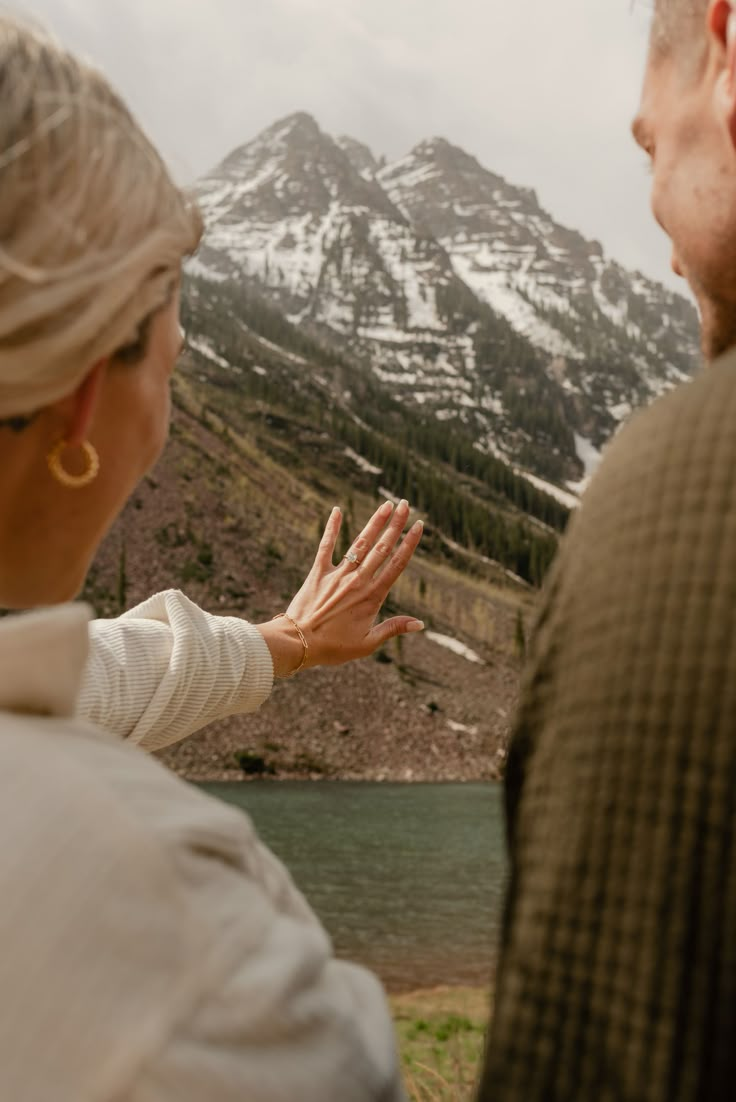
0;604;91;718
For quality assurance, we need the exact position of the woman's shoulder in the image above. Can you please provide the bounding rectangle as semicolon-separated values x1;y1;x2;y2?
0;706;314;924
0;708;261;869
0;709;324;1096
0;709;221;896
0;710;211;1095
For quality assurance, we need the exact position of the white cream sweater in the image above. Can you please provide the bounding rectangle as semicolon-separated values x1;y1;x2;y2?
0;595;405;1102
79;589;275;750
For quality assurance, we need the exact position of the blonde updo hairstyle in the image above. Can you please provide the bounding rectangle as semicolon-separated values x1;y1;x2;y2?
0;15;202;421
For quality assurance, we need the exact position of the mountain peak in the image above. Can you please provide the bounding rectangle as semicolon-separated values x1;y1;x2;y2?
206;112;326;181
197;110;403;237
408;136;490;175
246;110;328;156
417;136;455;154
337;134;380;178
378;135;500;197
267;110;322;141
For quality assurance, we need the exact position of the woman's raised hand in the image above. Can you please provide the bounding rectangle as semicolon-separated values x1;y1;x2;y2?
258;499;424;677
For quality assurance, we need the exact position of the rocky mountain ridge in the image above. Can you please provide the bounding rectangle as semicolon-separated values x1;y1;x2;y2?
191;111;700;493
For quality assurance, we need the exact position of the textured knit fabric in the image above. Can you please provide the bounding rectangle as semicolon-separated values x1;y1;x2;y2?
79;589;274;751
0;604;405;1102
478;348;736;1102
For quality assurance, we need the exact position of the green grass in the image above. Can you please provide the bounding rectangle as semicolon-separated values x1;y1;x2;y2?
390;987;489;1101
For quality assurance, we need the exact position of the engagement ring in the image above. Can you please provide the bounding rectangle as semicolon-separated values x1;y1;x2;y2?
344;550;360;564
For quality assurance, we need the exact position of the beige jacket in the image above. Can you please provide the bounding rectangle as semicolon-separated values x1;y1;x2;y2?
0;595;405;1102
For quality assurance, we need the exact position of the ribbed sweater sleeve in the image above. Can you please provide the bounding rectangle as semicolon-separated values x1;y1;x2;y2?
76;590;274;751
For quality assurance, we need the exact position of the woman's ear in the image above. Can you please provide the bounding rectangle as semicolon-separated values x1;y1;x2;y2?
61;361;107;446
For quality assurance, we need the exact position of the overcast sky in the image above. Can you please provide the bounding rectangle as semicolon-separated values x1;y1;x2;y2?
17;0;684;295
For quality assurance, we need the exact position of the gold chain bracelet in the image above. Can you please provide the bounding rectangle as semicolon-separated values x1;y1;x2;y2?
272;613;309;676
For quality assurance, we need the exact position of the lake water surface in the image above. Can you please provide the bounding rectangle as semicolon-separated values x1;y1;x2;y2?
201;781;507;991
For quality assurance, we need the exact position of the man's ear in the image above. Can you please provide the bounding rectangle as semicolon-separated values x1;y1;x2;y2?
61;361;107;446
711;0;736;145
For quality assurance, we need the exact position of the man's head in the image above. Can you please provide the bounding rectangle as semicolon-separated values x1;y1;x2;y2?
634;0;736;358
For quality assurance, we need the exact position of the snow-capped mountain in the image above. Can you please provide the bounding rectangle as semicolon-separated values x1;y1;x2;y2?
192;112;700;487
196;114;456;334
379;138;697;428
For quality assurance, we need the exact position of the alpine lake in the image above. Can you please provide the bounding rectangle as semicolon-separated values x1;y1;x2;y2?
200;781;506;992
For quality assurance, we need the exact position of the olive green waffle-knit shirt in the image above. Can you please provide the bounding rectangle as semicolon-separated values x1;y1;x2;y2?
478;349;736;1101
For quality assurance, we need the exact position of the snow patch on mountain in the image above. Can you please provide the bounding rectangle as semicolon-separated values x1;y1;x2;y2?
344;447;382;475
188;336;230;369
521;471;580;510
450;249;581;359
426;631;484;664
186;256;227;283
575;434;603;477
566;434;603;494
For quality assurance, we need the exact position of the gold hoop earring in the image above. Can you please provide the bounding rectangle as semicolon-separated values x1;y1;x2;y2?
47;439;100;489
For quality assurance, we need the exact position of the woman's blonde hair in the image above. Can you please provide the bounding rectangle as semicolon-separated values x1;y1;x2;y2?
0;15;203;418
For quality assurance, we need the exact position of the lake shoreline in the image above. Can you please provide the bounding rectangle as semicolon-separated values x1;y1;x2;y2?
385;975;494;996
390;982;489;1001
183;766;506;784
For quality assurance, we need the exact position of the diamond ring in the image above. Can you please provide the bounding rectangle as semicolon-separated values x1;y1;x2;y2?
344;550;360;564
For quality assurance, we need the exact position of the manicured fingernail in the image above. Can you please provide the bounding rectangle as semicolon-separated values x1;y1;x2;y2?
413;520;424;532
406;620;424;633
380;500;392;514
333;506;341;516
399;499;409;509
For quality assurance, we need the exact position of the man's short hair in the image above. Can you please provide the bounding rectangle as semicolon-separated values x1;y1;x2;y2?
652;0;709;54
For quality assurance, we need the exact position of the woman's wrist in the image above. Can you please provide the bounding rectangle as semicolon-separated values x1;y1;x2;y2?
256;616;309;679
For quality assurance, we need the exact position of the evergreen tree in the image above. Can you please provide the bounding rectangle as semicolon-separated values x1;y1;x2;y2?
514;608;526;658
117;541;128;613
